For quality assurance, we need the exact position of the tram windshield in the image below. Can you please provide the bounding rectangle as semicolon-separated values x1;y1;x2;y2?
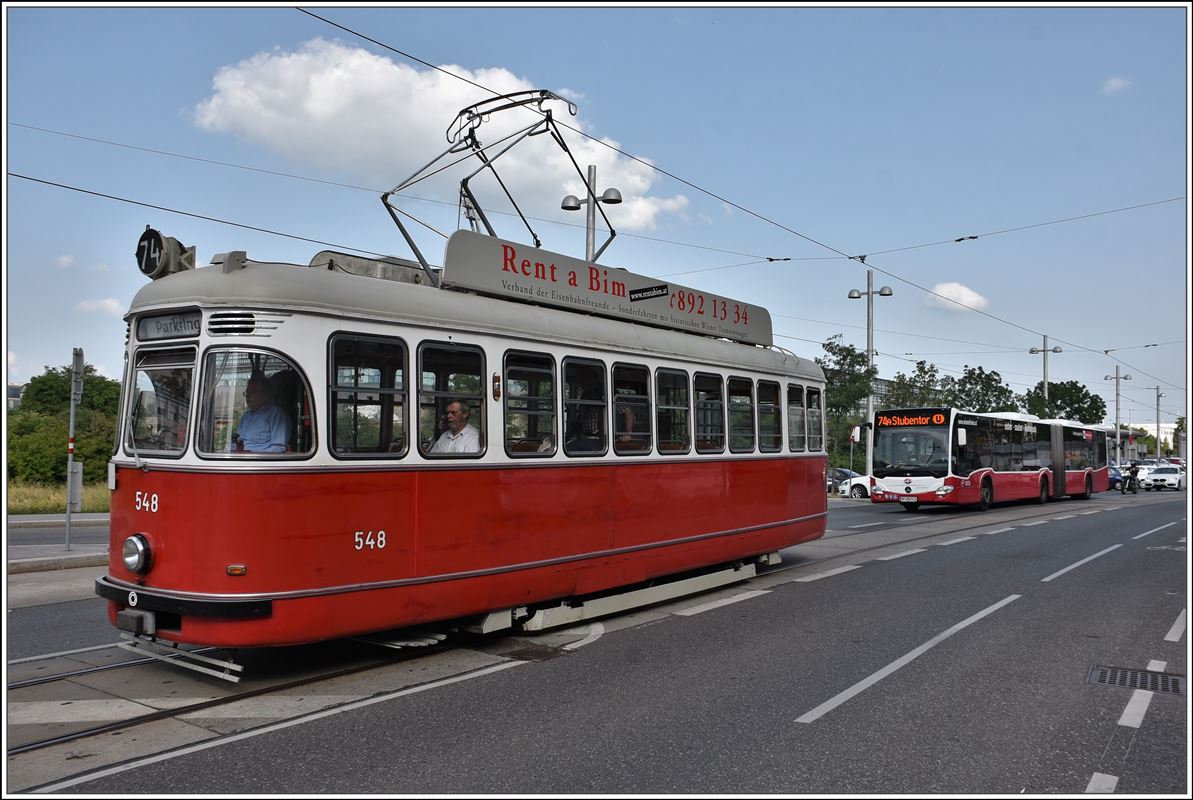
872;424;950;478
197;350;313;456
126;347;195;455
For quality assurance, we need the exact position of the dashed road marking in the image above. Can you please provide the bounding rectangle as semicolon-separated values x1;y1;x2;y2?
876;549;926;561
675;590;769;616
794;565;862;582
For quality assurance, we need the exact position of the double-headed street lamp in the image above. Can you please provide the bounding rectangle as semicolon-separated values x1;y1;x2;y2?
561;164;622;263
848;269;893;478
1029;335;1063;412
1103;366;1132;465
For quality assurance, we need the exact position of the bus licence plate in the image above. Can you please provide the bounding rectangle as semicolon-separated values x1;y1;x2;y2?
898;495;917;503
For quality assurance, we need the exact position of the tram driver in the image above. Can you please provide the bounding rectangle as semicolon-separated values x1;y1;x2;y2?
430;399;481;454
231;371;289;454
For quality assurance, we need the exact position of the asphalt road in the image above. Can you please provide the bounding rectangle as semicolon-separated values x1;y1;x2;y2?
8;494;1187;794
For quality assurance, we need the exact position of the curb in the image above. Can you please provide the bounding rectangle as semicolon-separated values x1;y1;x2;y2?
8;554;108;574
6;519;110;529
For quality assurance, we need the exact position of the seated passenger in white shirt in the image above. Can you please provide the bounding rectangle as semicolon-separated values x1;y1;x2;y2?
430;400;481;454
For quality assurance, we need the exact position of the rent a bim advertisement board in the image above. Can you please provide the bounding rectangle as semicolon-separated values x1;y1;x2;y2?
441;230;773;347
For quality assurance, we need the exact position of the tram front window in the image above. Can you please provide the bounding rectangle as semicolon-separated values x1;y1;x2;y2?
872;425;950;478
126;347;196;455
197;351;314;456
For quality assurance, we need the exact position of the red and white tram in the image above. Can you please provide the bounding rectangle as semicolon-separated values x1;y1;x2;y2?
95;228;829;656
869;407;1109;511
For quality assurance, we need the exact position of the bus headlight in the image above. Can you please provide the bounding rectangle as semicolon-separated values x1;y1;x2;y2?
122;534;152;573
934;485;955;496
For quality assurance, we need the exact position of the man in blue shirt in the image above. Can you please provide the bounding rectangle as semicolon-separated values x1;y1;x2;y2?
233;372;289;453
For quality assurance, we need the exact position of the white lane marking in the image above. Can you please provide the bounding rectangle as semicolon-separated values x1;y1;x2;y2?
1131;521;1178;540
7;641;120;665
180;695;365;720
977;527;1015;536
1101;506;1122;511
1079;510;1103;516
1085;772;1119;793
1052;515;1076;520
876;549;926;561
1148;659;1167;671
893;518;918;523
1020;520;1049;527
675;590;769;617
848;522;883;529
1118;690;1155;729
936;536;975;546
1165;610;1188;643
795;595;1020;724
794;565;862;583
35;660;527;792
1041;545;1121;583
562;622;605;650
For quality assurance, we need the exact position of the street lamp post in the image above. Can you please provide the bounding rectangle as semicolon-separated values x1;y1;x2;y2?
848;269;893;478
561;164;622;263
1029;335;1063;413
1103;366;1132;466
1151;386;1166;459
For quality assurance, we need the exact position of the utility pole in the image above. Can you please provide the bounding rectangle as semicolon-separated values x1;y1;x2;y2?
65;348;84;551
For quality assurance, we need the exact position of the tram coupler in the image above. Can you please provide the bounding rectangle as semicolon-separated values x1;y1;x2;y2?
116;608;157;636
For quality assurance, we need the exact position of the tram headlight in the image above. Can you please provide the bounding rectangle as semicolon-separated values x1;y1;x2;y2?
122;534;152;573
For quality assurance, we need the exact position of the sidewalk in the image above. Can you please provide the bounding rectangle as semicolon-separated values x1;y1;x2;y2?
6;514;110;574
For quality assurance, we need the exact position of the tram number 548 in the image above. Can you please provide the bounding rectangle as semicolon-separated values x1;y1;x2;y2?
353;530;387;551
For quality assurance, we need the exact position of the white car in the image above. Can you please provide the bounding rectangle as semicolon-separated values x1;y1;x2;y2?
837;474;872;498
1141;466;1185;491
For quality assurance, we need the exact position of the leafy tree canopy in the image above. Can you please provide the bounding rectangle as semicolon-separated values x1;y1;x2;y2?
942;365;1018;412
1020;380;1106;424
882;360;942;409
19;363;121;416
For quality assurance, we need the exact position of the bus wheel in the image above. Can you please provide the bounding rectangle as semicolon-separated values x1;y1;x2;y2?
1078;476;1093;500
901;501;919;512
1037;479;1048;505
977;479;993;511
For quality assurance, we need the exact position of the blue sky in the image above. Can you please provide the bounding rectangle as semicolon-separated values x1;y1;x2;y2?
4;3;1189;435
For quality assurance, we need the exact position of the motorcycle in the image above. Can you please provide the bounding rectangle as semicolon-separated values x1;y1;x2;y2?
1120;472;1139;494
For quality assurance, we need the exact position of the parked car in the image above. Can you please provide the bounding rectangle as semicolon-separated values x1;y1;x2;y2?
1140;466;1185;491
1107;465;1123;491
827;467;862;494
837;473;872;498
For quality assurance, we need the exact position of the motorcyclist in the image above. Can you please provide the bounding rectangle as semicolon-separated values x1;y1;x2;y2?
1121;462;1140;494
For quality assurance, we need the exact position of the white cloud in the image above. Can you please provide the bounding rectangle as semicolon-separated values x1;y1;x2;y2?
8;351;18;375
193;38;685;231
56;255;75;270
926;282;989;312
1102;76;1132;94
75;298;125;318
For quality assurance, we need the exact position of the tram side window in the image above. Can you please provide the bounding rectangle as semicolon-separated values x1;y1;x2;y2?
418;344;484;457
330;335;406;458
563;359;607;456
694;373;725;453
613;364;651;455
787;384;806;452
728;377;755;453
806;387;824;451
504;351;556;457
126;347;196;457
758;380;782;452
656;369;691;454
197;350;314;457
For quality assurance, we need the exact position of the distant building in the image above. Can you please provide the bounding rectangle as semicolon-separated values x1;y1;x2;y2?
7;383;26;409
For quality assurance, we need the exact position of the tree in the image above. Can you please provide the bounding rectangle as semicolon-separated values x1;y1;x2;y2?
882;360;942;409
6;363;120;484
816;335;875;466
943;365;1017;412
20;363;120;416
1019;380;1107;424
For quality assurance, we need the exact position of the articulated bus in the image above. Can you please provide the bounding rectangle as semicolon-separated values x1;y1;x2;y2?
869;407;1109;511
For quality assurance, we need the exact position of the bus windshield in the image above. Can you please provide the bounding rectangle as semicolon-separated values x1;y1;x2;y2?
873;424;950;478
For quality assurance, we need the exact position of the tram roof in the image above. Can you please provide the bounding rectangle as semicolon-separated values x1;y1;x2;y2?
128;253;822;380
